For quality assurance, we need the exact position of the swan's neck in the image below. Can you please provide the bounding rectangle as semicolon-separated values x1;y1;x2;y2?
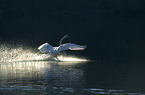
59;35;68;45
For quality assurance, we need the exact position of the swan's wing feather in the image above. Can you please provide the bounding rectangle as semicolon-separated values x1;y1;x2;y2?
56;43;86;53
68;43;86;50
38;43;54;53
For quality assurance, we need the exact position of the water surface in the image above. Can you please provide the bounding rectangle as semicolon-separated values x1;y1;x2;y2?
0;60;145;95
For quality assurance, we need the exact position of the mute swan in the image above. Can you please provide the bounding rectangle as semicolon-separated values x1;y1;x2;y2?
38;35;86;61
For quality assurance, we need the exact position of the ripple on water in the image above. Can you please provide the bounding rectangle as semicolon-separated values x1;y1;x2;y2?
0;86;145;95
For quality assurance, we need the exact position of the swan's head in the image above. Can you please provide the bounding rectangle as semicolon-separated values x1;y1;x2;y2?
64;35;70;38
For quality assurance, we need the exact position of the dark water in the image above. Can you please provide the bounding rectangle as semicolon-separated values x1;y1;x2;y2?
0;61;145;95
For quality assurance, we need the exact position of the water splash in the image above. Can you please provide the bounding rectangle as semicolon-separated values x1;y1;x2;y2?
0;45;88;62
0;45;45;62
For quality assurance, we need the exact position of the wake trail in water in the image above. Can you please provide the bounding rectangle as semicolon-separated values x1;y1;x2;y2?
0;45;88;62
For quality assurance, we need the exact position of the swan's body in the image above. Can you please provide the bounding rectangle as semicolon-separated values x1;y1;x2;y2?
38;35;86;61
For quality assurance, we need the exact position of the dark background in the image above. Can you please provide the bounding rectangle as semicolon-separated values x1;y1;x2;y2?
0;0;145;63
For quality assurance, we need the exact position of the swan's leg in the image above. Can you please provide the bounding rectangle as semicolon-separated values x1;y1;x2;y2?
47;52;61;61
53;53;61;61
55;56;61;61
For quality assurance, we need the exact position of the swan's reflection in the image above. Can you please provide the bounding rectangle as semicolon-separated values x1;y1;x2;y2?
0;61;85;88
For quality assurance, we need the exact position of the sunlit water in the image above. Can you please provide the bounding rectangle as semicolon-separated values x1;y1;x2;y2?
0;45;145;95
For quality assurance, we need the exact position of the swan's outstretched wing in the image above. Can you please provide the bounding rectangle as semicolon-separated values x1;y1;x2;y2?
55;43;86;53
38;43;54;53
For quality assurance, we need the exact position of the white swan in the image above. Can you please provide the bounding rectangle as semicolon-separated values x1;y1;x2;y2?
38;35;86;61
